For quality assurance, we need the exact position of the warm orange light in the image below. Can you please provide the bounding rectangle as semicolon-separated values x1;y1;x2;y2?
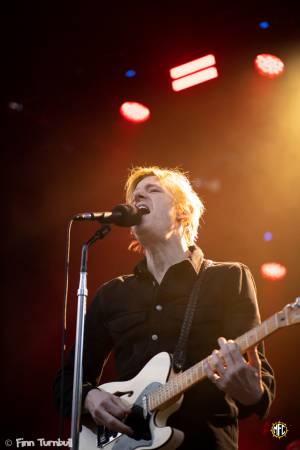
260;262;287;280
171;67;218;92
254;53;285;78
170;54;216;79
120;102;150;123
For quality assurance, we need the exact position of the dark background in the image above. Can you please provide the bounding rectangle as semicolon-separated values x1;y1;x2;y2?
2;2;300;449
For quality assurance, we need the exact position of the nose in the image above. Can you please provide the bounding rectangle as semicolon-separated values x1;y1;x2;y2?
133;190;146;203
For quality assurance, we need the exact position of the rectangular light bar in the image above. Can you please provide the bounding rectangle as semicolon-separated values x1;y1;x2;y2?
170;54;216;79
171;67;218;92
170;54;218;92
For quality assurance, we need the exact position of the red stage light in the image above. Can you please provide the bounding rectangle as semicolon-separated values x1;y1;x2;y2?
170;54;218;92
120;102;150;123
260;262;287;280
254;53;285;78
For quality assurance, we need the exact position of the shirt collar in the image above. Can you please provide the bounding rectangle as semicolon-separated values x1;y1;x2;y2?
134;245;204;280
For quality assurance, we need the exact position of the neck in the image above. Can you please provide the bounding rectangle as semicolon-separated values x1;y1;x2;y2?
144;237;190;284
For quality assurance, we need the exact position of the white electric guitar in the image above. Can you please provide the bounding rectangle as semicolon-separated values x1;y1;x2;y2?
79;298;300;450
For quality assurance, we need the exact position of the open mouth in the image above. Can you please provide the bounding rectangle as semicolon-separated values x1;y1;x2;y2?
137;204;150;214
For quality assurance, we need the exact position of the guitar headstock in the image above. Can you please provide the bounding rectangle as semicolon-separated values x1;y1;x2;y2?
283;297;300;325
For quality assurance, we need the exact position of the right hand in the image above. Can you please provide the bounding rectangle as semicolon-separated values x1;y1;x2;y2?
84;389;133;436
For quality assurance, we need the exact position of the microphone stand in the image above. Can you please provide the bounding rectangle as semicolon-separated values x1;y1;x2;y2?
71;224;111;450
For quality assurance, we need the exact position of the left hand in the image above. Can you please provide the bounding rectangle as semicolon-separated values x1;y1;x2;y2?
204;337;264;406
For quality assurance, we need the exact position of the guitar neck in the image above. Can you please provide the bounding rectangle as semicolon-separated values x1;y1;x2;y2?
148;310;288;412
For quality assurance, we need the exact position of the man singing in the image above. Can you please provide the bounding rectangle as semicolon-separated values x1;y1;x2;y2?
54;166;275;449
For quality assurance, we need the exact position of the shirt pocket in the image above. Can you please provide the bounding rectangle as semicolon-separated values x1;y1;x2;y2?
107;311;147;340
168;303;223;350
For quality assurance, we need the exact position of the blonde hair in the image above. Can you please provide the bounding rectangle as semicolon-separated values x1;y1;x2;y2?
125;166;205;251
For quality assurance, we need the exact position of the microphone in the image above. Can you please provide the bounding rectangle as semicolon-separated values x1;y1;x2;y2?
73;204;149;227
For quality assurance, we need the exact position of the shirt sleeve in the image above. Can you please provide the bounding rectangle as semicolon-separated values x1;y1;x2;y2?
53;284;114;417
222;263;276;420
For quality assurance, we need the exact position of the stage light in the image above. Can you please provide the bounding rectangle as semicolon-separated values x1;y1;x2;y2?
172;67;218;92
263;231;273;241
260;262;287;281
119;101;150;123
254;53;285;78
170;54;218;92
192;177;221;192
170;54;216;79
259;21;270;29
124;69;136;78
8;101;23;112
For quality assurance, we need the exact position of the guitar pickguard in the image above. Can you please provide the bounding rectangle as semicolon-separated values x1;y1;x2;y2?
98;382;162;450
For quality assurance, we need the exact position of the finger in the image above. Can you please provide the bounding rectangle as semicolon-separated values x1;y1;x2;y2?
247;346;261;371
106;399;129;420
218;337;235;367
212;349;226;376
204;358;221;384
227;340;245;366
95;409;133;436
112;396;132;415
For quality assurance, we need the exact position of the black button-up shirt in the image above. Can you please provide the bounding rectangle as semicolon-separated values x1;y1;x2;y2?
54;251;275;450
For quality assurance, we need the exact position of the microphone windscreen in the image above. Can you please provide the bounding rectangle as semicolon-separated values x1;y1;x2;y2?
112;204;142;227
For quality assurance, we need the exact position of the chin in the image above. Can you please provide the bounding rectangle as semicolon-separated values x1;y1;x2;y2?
134;224;159;242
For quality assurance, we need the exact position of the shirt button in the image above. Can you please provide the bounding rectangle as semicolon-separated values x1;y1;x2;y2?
152;281;156;286
151;334;158;341
155;304;163;311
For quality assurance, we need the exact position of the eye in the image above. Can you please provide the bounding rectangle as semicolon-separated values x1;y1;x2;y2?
149;188;160;193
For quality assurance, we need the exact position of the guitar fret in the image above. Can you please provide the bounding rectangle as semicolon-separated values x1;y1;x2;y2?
168;381;174;399
273;314;277;330
173;375;179;394
192;367;197;382
197;363;203;378
247;331;254;346
167;382;174;399
183;372;188;388
257;324;263;340
162;387;168;402
271;315;277;332
158;388;165;404
236;335;243;350
266;318;271;334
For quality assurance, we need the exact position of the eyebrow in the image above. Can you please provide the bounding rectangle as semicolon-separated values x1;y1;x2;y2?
134;183;163;193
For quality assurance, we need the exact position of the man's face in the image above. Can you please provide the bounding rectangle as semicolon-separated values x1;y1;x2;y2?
131;175;180;244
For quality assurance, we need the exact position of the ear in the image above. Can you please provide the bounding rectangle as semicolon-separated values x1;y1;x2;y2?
176;210;188;223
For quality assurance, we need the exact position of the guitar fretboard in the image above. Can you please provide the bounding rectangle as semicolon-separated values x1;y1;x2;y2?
147;310;288;412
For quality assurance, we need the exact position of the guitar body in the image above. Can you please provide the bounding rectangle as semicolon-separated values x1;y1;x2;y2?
79;352;184;450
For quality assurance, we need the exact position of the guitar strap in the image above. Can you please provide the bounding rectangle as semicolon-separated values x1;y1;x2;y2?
172;258;212;373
